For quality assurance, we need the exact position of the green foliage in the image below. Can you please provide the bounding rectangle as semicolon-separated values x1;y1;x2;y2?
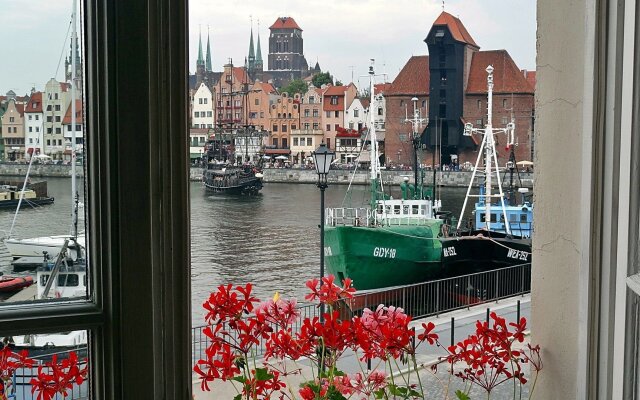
281;79;308;96
312;72;333;87
335;80;343;86
385;384;422;399
455;390;471;400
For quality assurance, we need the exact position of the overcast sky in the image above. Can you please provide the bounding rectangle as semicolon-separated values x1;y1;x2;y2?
0;0;536;95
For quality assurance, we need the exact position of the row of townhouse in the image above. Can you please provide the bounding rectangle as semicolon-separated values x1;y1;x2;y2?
188;74;390;165
189;11;536;170
0;79;84;161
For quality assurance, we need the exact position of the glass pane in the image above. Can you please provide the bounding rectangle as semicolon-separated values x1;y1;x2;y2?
1;329;89;399
0;0;89;306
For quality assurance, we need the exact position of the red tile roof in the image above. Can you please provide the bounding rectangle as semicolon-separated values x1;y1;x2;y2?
466;50;534;94
432;12;479;48
524;70;536;91
385;56;430;96
269;17;302;31
62;100;83;124
60;82;71;92
359;98;371;109
233;67;251;84
374;83;392;95
252;81;277;94
15;104;25;116
25;92;43;113
323;85;348;96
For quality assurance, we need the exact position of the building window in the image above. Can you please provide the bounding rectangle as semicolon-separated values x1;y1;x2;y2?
330;96;338;105
313;109;319;117
56;128;61;134
282;125;287;132
326;111;331;118
309;96;315;104
55;105;61;111
313;123;319;130
9;117;14;122
304;109;310;117
282;138;288;148
378;107;383;116
501;117;509;125
307;138;312;146
255;98;259;105
399;133;408;142
29;127;33;132
194;111;199;117
477;100;482;110
55;116;61;122
273;138;278;147
334;111;339;118
503;99;508;108
273;125;278;132
199;98;203;104
207;111;212;117
327;138;331;148
334;124;339;131
204;98;208;104
326;124;331;131
354;109;359;117
36;115;39;120
349;122;354;129
304;123;310;129
476;119;483;127
293;138;298;146
28;115;32;121
291;125;296;130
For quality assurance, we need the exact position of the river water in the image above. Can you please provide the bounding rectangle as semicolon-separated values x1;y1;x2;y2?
0;177;470;326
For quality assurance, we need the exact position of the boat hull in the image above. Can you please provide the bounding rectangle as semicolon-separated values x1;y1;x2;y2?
440;231;531;275
0;197;54;209
324;224;443;290
4;235;85;260
0;276;34;292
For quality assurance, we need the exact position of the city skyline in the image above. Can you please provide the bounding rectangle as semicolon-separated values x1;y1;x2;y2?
1;0;536;94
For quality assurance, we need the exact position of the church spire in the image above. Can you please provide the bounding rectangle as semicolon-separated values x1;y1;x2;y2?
248;18;256;69
256;20;263;66
197;26;204;67
205;26;212;72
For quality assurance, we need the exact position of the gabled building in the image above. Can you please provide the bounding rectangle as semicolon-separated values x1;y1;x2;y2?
291;85;324;165
267;92;300;156
384;12;535;167
24;91;44;157
43;78;75;159
247;80;277;131
1;99;25;160
192;83;214;129
321;84;358;150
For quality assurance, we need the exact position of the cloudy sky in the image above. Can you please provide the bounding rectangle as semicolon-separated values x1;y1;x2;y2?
1;0;535;95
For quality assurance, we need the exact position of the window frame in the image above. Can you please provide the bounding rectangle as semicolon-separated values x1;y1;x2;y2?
0;0;191;398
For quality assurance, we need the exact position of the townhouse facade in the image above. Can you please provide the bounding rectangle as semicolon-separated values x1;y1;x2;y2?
43;79;74;159
267;92;300;152
62;99;84;160
321;84;357;150
24;92;44;156
192;83;214;129
1;99;25;160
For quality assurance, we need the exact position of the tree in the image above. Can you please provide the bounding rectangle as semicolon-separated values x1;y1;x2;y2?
281;79;308;96
312;72;333;88
335;80;343;86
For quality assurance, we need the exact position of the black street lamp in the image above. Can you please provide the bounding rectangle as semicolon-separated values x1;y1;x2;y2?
312;142;335;320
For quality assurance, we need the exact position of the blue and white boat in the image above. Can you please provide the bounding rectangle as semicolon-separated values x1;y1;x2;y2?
439;65;532;275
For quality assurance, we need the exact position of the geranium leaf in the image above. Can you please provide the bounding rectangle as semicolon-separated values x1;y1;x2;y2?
455;390;471;400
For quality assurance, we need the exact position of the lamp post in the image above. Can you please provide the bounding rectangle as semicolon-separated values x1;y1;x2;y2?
312;142;335;320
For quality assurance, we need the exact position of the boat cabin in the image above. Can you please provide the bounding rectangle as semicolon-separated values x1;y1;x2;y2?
474;203;533;237
37;266;87;299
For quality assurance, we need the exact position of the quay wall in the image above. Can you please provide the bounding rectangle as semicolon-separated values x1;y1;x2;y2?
190;167;534;188
0;164;534;188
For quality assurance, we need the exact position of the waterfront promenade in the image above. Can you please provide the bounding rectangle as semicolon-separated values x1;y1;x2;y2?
192;295;532;399
0;163;534;188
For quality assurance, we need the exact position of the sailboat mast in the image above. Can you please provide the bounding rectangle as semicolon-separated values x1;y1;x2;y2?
71;0;78;240
484;66;493;229
368;61;378;209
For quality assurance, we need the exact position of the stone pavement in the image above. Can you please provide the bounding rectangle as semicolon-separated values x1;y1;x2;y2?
193;295;532;399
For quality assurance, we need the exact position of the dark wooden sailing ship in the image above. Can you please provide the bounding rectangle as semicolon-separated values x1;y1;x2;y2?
202;137;263;195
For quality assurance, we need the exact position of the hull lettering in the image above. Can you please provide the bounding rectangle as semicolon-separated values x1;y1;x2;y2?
373;247;396;258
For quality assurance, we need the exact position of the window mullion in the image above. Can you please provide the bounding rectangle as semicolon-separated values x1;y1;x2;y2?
0;303;104;335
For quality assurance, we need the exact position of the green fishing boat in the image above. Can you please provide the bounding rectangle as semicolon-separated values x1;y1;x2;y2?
324;62;445;290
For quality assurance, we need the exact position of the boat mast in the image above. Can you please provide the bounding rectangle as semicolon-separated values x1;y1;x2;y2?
70;0;78;240
456;65;512;234
406;97;427;198
368;60;378;209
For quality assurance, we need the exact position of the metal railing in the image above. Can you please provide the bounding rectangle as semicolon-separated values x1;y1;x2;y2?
191;264;531;364
325;207;372;227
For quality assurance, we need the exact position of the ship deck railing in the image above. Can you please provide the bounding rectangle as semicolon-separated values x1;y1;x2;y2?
325;207;374;227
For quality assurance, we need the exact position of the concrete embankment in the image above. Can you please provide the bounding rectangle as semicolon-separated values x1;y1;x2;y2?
190;167;534;188
0;164;533;188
